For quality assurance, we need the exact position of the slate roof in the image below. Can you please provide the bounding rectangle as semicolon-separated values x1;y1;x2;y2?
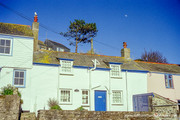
38;40;46;46
135;61;180;74
0;22;33;37
33;50;145;71
45;39;70;50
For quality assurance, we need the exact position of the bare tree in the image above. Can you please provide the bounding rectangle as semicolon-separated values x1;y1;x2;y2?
140;50;168;63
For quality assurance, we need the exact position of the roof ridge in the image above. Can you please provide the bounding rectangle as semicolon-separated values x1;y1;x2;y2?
0;22;31;27
39;49;124;59
135;60;178;66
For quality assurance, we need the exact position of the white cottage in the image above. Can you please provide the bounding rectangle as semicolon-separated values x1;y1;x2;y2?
30;50;148;112
0;15;149;113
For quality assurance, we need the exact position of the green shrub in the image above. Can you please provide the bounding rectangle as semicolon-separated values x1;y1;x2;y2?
48;98;62;110
75;106;85;111
0;84;23;104
51;105;62;110
0;84;15;95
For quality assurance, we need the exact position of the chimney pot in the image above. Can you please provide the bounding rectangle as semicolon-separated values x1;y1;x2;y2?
123;42;127;48
34;12;38;22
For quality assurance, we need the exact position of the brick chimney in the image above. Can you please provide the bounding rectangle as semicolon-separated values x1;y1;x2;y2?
32;12;39;52
121;42;130;59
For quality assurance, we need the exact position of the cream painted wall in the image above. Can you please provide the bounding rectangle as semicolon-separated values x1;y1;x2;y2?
147;73;180;102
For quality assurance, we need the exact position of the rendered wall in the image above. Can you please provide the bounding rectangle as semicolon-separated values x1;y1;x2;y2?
147;73;180;102
126;72;148;111
0;34;33;68
28;65;59;113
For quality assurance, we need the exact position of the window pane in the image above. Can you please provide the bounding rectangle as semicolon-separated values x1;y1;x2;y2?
6;40;10;46
19;79;24;85
0;40;5;45
20;72;24;77
0;47;4;53
14;78;19;85
5;47;10;54
15;71;19;77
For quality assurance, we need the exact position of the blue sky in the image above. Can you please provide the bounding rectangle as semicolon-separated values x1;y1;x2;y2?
0;0;180;64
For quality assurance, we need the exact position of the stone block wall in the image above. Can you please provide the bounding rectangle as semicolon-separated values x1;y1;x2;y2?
38;110;155;120
21;112;36;120
150;93;178;120
0;95;21;120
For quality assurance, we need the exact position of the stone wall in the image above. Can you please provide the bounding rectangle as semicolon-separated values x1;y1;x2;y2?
150;93;178;120
0;95;21;120
37;110;155;120
21;112;36;120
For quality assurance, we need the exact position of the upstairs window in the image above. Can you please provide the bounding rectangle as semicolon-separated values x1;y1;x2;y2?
13;70;26;87
110;64;121;77
0;39;12;55
165;74;174;88
112;90;123;104
60;60;73;74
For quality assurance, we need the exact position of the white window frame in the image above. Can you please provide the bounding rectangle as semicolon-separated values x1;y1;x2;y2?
112;90;123;105
60;89;72;104
60;60;73;75
13;69;26;88
110;64;121;78
0;38;12;55
81;90;89;106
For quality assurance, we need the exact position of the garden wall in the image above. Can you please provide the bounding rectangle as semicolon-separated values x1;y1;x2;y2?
0;94;21;120
37;110;155;120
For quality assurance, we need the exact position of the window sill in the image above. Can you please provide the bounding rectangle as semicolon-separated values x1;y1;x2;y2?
60;73;74;76
0;53;12;56
60;103;72;105
112;103;123;105
166;87;174;89
81;104;90;107
14;85;25;88
110;76;122;79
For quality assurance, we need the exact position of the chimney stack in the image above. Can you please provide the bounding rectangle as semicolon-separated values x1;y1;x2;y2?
32;12;39;52
121;42;130;59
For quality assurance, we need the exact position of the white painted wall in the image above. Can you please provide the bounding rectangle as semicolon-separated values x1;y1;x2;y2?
126;72;147;111
0;35;33;68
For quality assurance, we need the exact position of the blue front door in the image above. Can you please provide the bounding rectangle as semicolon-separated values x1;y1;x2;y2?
95;91;106;111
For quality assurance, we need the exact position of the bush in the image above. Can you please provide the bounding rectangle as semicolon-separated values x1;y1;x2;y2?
51;105;62;110
48;98;62;110
75;106;86;111
0;84;14;95
0;84;21;97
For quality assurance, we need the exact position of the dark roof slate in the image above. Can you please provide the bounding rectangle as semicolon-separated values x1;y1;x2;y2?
45;39;70;50
0;22;33;37
33;50;145;71
135;61;180;74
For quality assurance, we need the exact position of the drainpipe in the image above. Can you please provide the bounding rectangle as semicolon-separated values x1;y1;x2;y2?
57;66;60;103
89;59;97;111
125;70;128;111
0;67;2;82
109;72;111;111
